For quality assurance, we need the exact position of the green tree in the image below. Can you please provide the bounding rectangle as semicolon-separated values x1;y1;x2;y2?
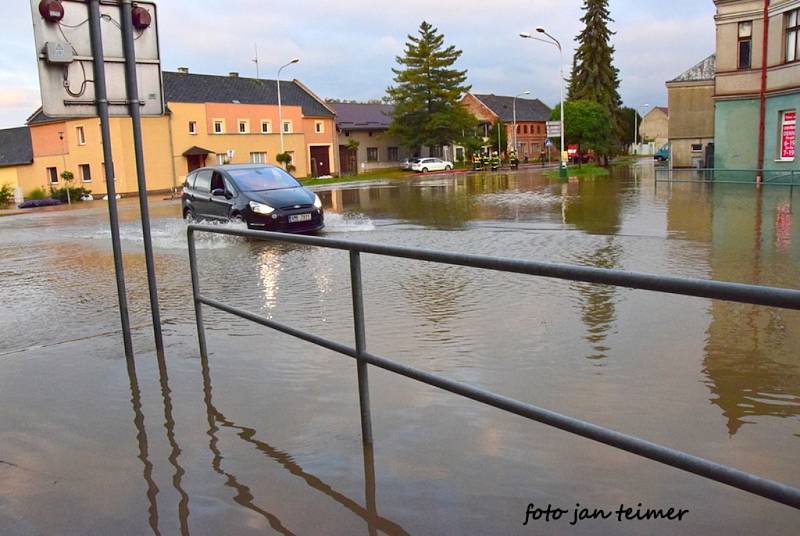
551;100;612;158
569;0;623;147
386;21;475;151
619;107;642;147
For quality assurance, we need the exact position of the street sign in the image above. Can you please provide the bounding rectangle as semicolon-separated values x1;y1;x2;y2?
29;0;163;117
545;138;553;147
568;145;578;157
546;121;562;137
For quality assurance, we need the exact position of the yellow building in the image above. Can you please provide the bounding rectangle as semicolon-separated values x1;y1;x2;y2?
0;70;338;201
0;127;33;203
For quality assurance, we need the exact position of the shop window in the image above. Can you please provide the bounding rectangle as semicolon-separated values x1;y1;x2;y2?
779;110;796;161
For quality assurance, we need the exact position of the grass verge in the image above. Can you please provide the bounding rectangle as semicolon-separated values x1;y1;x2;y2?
544;164;610;179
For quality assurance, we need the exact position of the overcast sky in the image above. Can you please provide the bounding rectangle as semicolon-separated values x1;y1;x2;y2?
1;0;715;129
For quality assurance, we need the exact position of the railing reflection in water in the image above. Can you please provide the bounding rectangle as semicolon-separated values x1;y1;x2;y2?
187;224;800;513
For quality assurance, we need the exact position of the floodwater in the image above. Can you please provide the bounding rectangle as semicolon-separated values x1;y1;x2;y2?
0;163;798;535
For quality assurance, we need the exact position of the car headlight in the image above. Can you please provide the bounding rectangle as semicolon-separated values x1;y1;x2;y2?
249;201;275;215
313;194;322;209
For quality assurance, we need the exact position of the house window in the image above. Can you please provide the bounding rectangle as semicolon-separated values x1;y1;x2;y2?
217;154;226;165
315;121;324;134
282;121;292;133
79;163;92;183
250;152;267;164
188;121;197;134
516;125;521;134
213;120;225;134
779;110;796;161
787;9;799;63
76;126;86;145
738;21;753;70
261;120;271;134
238;120;249;134
523;125;529;134
691;143;703;152
47;167;58;184
387;147;399;161
367;147;378;162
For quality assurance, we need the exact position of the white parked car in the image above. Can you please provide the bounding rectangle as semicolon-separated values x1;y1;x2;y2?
411;158;453;173
402;157;422;170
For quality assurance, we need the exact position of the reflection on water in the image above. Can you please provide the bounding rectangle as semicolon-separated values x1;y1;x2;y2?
701;187;800;435
1;164;799;534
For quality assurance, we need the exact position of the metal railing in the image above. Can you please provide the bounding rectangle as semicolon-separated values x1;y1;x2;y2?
187;224;800;510
656;167;800;185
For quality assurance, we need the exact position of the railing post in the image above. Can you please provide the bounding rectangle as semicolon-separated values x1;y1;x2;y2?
350;250;374;445
188;227;208;358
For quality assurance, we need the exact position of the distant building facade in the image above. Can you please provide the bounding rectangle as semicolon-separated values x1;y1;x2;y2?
639;107;669;150
713;0;799;173
666;55;717;168
461;93;552;159
329;102;408;174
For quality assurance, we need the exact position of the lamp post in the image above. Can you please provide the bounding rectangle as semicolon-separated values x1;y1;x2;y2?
521;28;566;177
277;58;299;155
513;90;531;155
634;103;650;154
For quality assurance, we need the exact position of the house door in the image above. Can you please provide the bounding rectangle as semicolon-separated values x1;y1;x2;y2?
187;154;206;172
339;145;357;175
310;146;331;177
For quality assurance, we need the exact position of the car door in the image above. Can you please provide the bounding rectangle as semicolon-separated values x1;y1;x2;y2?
192;169;213;219
208;171;234;219
429;158;443;171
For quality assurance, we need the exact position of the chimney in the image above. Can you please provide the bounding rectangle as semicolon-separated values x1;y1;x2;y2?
177;67;189;74
229;71;239;78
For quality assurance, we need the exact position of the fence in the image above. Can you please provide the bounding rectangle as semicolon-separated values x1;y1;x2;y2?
656;167;800;185
187;223;800;510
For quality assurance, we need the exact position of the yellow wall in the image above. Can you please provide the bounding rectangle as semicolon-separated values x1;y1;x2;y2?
0;166;21;192
23;115;174;198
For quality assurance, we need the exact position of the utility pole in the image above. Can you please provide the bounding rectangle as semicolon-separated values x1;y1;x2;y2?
253;43;259;80
277;58;300;154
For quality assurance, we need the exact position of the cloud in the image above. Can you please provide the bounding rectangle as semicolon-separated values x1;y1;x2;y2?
0;0;717;128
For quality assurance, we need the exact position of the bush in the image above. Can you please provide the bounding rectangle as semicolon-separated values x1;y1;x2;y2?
27;187;48;200
0;183;13;206
49;185;92;203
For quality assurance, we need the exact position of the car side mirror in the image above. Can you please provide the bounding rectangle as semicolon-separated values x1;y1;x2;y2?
211;188;226;198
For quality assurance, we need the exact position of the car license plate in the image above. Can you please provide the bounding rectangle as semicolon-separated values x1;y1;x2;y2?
289;213;312;223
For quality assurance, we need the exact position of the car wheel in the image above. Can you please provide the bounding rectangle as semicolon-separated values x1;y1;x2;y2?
422;167;429;173
183;208;195;223
445;165;452;171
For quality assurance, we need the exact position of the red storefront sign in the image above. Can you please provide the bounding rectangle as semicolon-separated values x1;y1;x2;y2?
782;111;796;160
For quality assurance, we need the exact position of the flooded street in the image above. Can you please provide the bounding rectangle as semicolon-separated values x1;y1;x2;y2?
1;163;799;534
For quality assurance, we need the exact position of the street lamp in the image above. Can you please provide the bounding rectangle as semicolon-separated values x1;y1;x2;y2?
277;57;299;155
521;28;567;177
513;90;531;155
634;103;650;154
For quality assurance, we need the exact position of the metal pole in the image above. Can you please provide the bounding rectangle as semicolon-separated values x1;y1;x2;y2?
513;97;517;153
277;76;284;154
187;228;208;358
349;251;373;445
88;0;133;359
121;0;164;356
556;39;566;177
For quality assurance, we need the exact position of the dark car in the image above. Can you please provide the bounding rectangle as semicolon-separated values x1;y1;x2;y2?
181;164;324;233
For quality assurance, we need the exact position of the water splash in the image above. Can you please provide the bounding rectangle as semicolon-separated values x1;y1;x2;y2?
91;218;246;250
323;212;375;233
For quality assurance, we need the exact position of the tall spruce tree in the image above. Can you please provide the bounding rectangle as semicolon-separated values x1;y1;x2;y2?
386;21;475;151
568;0;623;151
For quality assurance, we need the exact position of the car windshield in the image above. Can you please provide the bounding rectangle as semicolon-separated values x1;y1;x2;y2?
227;167;300;191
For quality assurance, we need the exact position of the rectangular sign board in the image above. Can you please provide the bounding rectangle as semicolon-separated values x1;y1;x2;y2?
30;0;163;118
546;121;562;138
